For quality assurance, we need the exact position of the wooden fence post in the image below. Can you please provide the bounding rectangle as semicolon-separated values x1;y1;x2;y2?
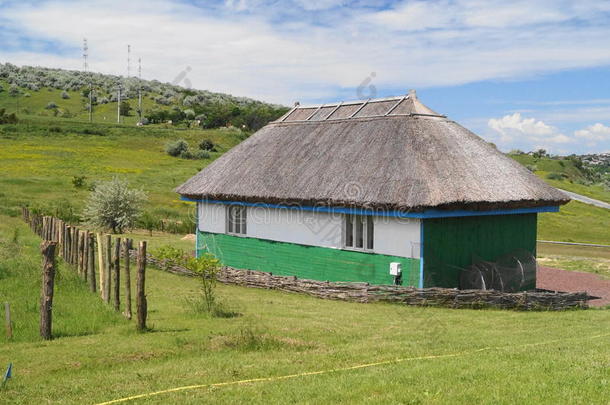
136;241;147;331
82;231;89;282
104;235;112;304
40;241;57;340
79;231;85;277
97;233;105;299
4;302;12;340
123;239;132;319
88;234;96;292
113;237;121;311
71;228;78;267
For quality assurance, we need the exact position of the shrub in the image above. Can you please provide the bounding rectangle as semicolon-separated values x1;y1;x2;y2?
72;175;87;189
191;150;210;160
198;139;216;151
8;84;19;96
184;254;222;315
546;172;565;180
0;109;18;124
61;91;70;99
45;101;58;109
82;177;147;233
23;92;31;97
525;164;537;172
165;139;189;157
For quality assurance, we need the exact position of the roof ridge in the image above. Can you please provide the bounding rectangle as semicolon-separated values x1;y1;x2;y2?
276;90;445;122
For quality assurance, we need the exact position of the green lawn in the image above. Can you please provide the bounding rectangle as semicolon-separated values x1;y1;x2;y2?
1;217;610;404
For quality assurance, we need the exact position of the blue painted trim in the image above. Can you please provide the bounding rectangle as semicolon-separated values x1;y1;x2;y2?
180;196;560;218
419;221;424;289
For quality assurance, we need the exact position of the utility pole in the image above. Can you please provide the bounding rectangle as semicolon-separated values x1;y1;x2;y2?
137;57;142;124
117;84;122;124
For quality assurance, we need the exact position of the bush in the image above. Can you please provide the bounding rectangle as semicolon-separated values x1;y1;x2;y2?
184;254;223;315
192;150;210;160
0;108;18;124
198;139;216;151
72;175;87;189
45;101;58;109
8;84;19;96
82;177;147;233
525;164;537;172
61;91;70;99
546;172;565;180
165;139;189;157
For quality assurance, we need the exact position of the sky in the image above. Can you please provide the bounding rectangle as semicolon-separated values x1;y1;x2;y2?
1;0;610;154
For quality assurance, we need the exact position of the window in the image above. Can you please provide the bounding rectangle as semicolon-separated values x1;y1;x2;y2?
344;214;373;250
226;205;247;235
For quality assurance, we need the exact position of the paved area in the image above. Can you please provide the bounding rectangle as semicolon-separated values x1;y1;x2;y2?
559;189;610;210
537;266;610;307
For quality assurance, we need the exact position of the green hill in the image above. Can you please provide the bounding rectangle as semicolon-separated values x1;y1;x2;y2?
0;63;289;130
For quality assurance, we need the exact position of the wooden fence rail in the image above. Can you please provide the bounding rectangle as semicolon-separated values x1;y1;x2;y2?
21;207;147;334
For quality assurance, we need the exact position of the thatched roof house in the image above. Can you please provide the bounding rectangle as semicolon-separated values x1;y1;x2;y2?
177;91;569;290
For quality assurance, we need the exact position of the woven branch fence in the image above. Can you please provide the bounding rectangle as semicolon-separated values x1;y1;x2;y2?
141;254;589;311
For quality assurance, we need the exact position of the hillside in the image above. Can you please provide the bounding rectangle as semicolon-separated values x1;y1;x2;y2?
509;152;610;204
0;63;289;130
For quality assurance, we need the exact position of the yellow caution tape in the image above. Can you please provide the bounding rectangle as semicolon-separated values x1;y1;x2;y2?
95;332;610;405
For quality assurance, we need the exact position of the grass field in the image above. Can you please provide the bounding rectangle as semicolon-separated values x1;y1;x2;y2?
1;216;610;404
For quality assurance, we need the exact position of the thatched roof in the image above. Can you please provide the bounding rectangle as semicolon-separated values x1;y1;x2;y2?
176;91;569;212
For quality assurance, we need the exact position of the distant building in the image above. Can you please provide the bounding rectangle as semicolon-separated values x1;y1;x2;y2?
176;91;569;289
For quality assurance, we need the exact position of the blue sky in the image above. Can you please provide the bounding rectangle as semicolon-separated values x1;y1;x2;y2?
1;0;610;154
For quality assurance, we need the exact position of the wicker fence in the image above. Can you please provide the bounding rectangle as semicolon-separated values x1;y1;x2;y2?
142;254;590;311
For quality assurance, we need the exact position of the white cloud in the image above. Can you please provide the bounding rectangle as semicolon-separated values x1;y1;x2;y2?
487;113;573;151
574;123;610;147
2;0;610;106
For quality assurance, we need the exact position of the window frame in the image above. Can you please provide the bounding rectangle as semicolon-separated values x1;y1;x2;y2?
343;214;374;252
226;205;247;236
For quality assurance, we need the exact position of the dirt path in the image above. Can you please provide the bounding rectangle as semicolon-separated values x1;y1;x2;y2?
537;266;610;307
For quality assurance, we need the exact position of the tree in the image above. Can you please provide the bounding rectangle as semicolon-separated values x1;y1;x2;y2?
82;177;147;233
120;100;132;116
8;84;19;97
532;149;547;159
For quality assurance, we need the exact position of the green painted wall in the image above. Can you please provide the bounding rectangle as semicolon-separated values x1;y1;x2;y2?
198;231;420;286
422;214;537;289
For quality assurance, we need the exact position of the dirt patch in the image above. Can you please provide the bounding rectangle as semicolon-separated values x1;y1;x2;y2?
537;266;610;307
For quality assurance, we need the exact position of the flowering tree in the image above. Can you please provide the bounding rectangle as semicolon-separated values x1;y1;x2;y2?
82;177;147;233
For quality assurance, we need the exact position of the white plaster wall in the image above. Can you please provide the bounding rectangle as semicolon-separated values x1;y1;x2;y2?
198;202;225;234
248;206;343;249
373;217;421;259
198;202;420;259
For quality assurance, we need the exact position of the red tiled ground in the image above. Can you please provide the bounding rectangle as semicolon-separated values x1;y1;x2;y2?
537;266;610;307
